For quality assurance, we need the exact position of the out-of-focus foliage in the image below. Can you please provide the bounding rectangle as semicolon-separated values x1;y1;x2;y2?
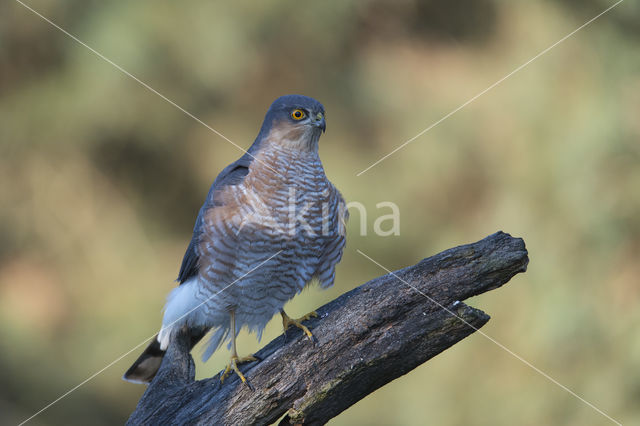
1;0;639;424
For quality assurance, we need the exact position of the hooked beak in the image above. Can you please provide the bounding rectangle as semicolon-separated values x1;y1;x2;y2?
312;112;326;133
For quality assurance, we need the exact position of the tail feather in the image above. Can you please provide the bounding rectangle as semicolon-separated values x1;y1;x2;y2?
123;336;165;384
201;326;230;362
123;328;209;384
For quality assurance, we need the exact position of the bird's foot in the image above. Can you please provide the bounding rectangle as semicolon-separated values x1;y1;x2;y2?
281;310;318;343
220;354;258;390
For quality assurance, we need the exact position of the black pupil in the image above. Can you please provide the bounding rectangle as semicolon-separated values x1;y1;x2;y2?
295;111;301;117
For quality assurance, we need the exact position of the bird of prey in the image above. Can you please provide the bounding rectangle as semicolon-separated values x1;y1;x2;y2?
123;95;347;387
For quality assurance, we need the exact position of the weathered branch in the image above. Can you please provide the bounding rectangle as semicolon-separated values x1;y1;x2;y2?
127;231;528;425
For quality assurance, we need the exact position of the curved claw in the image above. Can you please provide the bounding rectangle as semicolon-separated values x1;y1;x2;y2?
220;354;258;390
281;310;318;343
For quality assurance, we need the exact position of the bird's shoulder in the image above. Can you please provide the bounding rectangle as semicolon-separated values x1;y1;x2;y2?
176;154;254;284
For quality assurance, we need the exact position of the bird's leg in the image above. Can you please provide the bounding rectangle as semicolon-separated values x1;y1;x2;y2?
281;309;318;343
220;309;257;390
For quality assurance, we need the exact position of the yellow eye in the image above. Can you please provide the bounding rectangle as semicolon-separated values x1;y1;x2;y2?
291;109;306;120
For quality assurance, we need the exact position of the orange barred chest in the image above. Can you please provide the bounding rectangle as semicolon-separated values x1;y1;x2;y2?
198;148;346;300
232;149;343;242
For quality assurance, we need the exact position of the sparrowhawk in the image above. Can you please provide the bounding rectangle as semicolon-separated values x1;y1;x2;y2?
123;95;347;386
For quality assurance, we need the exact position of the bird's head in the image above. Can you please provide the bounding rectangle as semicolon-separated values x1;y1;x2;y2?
257;95;326;151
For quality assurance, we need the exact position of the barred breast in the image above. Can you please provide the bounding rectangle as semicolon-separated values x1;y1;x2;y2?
194;143;346;357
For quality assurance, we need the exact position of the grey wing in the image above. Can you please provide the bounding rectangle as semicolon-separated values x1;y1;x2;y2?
177;154;253;284
315;186;348;288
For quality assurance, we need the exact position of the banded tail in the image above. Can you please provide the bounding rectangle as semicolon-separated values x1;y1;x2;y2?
124;278;210;384
123;328;208;384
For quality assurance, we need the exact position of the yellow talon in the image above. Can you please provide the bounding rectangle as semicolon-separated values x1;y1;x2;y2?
220;354;257;386
281;310;318;341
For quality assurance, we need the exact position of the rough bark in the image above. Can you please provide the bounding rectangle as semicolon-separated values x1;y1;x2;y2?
127;231;528;425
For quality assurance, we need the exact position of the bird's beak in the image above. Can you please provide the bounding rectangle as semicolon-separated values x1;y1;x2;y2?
312;112;326;133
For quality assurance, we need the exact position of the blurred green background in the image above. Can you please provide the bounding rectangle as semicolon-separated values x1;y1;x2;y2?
1;0;639;424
